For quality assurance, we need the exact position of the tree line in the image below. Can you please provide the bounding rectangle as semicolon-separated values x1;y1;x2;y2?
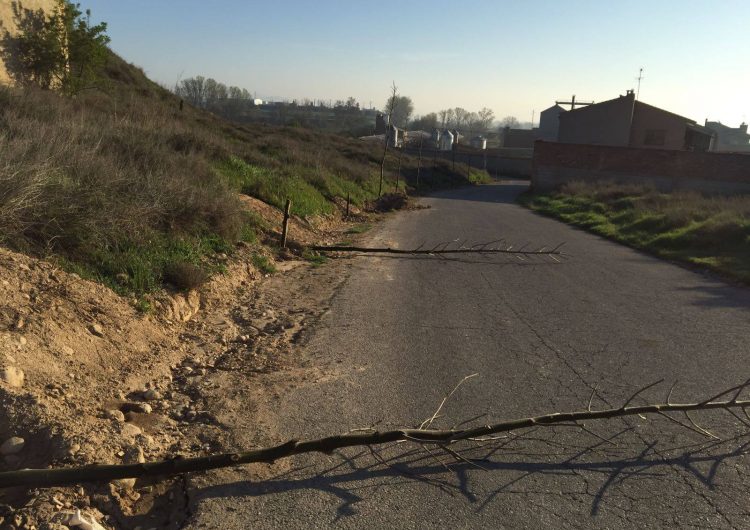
383;93;526;137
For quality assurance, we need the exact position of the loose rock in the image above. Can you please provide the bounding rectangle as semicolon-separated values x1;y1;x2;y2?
0;367;25;388
122;445;145;464
89;323;104;337
105;409;125;422
120;423;142;438
0;436;25;455
142;389;161;401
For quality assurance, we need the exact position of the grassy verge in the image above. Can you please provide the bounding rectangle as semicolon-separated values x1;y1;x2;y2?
520;181;750;283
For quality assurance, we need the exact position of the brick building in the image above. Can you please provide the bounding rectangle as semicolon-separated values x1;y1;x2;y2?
557;91;715;151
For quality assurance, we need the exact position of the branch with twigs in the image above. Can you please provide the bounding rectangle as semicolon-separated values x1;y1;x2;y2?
2;377;750;489
310;240;567;259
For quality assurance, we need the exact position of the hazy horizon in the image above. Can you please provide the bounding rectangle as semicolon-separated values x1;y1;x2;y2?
84;0;749;127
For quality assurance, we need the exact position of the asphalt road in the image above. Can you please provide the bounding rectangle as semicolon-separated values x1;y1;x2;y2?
188;182;750;529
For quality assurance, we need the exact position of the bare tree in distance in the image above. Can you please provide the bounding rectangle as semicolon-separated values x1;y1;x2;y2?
379;82;399;197
500;115;520;129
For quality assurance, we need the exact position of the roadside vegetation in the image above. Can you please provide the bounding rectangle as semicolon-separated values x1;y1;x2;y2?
521;181;750;283
0;2;490;297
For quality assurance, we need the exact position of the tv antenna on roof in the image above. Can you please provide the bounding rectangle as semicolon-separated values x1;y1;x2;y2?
636;68;644;100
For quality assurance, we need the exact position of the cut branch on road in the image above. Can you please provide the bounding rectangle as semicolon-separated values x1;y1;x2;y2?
1;378;749;489
310;241;566;258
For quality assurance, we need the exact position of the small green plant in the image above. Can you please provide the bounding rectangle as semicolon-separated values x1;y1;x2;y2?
252;253;276;274
346;223;371;234
302;249;327;267
133;298;152;314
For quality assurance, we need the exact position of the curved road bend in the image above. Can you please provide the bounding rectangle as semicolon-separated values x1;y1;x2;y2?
188;182;750;529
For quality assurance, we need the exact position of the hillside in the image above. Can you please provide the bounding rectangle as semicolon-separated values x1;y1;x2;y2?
0;52;489;528
1;52;486;298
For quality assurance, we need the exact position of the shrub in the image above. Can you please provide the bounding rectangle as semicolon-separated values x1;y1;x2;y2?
163;262;208;290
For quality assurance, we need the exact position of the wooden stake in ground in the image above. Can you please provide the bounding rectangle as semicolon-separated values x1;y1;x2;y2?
281;199;291;248
416;134;423;192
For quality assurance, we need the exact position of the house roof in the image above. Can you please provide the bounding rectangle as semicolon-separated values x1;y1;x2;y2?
634;100;696;125
686;122;715;137
541;104;567;114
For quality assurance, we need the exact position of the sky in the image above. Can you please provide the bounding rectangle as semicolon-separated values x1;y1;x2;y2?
83;0;750;126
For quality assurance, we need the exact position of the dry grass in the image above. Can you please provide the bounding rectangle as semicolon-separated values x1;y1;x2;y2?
522;180;750;283
0;52;489;294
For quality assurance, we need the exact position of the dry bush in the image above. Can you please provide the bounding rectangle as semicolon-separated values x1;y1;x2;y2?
163;262;208;290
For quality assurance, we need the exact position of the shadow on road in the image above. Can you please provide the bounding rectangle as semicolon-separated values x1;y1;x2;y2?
674;284;750;312
345;253;568;267
189;430;750;522
426;182;530;205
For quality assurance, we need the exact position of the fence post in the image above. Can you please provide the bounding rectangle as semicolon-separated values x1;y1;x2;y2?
281;199;291;248
345;193;350;219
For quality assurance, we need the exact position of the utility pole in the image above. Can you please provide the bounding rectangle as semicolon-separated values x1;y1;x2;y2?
555;95;594;111
531;109;535;128
636;68;644;100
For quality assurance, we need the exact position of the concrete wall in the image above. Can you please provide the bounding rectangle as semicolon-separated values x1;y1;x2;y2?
532;140;750;194
0;0;58;84
558;93;634;146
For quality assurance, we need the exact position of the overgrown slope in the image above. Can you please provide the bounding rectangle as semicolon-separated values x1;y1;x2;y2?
521;181;750;283
0;53;486;295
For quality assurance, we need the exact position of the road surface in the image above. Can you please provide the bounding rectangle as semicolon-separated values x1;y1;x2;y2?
188;182;750;529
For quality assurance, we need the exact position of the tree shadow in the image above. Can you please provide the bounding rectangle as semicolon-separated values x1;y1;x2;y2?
0;2;52;87
366;253;567;267
186;428;750;523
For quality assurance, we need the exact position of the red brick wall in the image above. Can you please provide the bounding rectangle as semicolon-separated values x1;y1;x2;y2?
532;141;750;193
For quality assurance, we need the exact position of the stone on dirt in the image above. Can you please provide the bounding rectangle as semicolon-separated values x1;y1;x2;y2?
0;436;25;455
105;409;125;422
89;323;104;337
1;366;25;388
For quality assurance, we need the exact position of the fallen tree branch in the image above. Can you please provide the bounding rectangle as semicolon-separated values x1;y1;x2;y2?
1;379;749;489
310;242;566;256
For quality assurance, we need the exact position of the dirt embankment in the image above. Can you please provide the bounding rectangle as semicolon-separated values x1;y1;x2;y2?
0;199;372;529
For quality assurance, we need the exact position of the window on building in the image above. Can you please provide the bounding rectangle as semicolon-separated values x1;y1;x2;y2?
644;129;666;146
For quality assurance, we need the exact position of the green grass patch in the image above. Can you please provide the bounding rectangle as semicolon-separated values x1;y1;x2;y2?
346;223;372;234
521;182;750;283
55;232;233;295
302;249;328;267
251;253;276;274
218;157;332;217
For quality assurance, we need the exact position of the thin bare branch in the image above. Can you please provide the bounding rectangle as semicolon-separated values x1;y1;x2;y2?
622;379;664;409
5;380;750;488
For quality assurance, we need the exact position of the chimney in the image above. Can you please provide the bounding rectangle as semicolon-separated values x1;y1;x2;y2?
741;123;748;134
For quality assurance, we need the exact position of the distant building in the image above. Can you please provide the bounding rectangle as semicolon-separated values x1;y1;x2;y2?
704;121;750;152
557;90;714;151
439;129;454;151
501;127;537;148
537;104;567;141
375;112;388;135
470;136;487;150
